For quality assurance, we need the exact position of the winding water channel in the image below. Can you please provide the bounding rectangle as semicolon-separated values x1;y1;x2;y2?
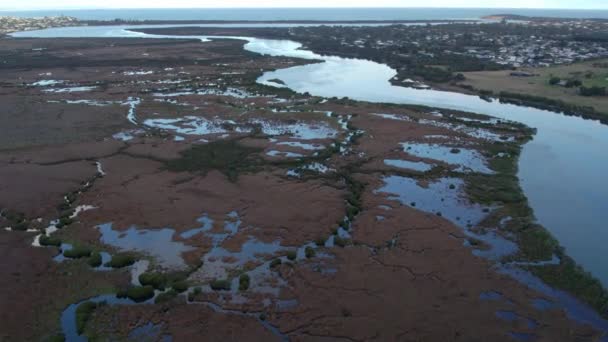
13;24;608;287
10;25;608;338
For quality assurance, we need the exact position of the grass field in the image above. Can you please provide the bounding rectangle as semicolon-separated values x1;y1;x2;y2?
457;59;608;117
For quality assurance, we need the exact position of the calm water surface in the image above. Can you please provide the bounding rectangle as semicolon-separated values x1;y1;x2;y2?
11;25;608;286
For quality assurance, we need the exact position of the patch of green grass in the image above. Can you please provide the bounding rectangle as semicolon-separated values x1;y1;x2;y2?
117;286;155;303
239;273;250;291
138;272;168;290
104;254;136;268
166;139;264;182
87;252;102;268
39;235;61;247
518;225;559;262
465;174;525;205
533;260;608;317
75;301;105;335
63;246;92;259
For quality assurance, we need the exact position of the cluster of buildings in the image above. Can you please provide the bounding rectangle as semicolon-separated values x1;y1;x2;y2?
0;16;79;35
456;33;608;68
304;20;608;69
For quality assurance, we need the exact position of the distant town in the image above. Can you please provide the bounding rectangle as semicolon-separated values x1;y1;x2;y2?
0;15;79;35
3;15;608;69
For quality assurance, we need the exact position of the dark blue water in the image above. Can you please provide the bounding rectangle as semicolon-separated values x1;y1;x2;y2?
2;8;608;21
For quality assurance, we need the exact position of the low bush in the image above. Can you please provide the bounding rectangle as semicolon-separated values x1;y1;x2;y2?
154;289;178;304
63;246;92;259
75;301;104;335
286;250;297;261
188;287;202;302
172;280;189;293
88;252;102;267
105;254;136;268
239;273;250;291
56;217;73;229
334;237;350;248
269;259;282;269
580;86;606;97
123;286;155;302
305;246;316;258
138;272;167;290
209;279;231;291
39;235;61;247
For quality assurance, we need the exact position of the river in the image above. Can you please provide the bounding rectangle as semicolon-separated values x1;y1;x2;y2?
10;24;608;288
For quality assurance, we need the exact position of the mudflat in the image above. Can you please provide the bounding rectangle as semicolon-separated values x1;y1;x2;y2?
0;35;602;341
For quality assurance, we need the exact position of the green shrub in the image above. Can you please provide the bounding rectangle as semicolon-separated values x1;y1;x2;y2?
239;273;250;291
138;272;167;290
269;259;282;269
172;280;189;293
88;252;102;267
63;246;92;259
209;279;231;291
580;86;606;97
315;237;326;246
59;209;74;220
154;289;178;304
75;301;104;335
305;246;316;258
39;235;61;247
12;221;28;231
56;217;73;229
65;192;77;204
334;237;350;248
286;250;297;261
124;286;155;302
188;287;202;301
105;254;136;268
2;209;24;222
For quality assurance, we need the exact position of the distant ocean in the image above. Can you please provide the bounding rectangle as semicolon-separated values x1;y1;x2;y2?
2;8;608;21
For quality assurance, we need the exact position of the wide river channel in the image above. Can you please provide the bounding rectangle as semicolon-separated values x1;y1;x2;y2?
11;24;608;287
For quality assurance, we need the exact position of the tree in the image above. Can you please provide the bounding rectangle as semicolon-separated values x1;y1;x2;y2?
580;86;606;97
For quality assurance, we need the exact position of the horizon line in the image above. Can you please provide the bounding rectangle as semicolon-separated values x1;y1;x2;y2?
2;7;608;11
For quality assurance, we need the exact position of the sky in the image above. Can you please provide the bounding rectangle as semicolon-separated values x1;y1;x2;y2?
1;0;607;10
